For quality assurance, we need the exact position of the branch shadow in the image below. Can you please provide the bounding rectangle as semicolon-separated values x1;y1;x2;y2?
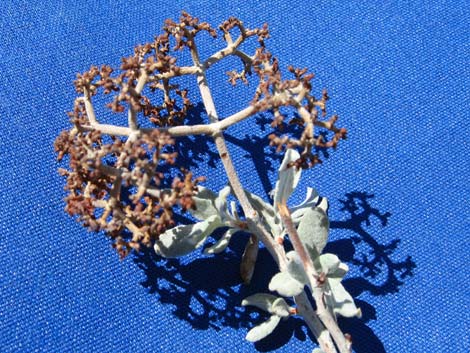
172;102;220;171
223;113;336;198
133;191;415;352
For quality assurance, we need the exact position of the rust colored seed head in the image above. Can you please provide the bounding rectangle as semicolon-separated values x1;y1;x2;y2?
54;122;203;257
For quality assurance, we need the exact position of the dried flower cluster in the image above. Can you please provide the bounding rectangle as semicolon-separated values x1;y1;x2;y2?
55;127;203;257
55;12;352;353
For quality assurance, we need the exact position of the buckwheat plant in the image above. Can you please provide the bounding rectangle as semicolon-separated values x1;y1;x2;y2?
54;12;355;353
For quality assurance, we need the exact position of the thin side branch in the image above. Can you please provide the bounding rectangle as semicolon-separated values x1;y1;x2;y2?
203;35;244;69
278;204;352;353
147;65;202;81
82;87;97;125
127;70;149;130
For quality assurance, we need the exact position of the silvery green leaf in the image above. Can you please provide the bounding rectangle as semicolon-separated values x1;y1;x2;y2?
328;262;349;279
297;207;329;260
189;186;218;220
245;315;281;342
317;197;329;213
269;271;304;297
317;253;349;279
290;187;320;224
316;253;341;275
245;189;282;237
327;278;362;318
154;215;221;258
270;298;290;318
215;185;231;216
242;294;291;318
242;293;279;312
203;228;237;254
273;148;302;206
285;251;309;285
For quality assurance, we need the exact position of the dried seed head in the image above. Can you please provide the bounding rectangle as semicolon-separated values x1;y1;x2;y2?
55;12;347;259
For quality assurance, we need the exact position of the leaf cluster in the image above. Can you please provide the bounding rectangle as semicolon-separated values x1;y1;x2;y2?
153;150;360;344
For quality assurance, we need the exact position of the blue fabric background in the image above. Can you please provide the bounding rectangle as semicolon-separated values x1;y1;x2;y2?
1;1;468;352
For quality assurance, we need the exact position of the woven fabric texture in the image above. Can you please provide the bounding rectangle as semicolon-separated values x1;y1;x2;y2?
1;1;468;352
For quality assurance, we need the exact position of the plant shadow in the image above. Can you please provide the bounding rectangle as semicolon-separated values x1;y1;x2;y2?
328;192;416;297
133;227;311;348
325;192;416;353
173;102;220;171
224;113;336;198
133;191;415;353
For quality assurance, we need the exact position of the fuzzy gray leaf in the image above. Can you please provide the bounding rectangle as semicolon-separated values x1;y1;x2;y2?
242;293;279;313
270;298;290;318
314;253;349;279
290;187;319;224
273;149;301;206
229;200;240;220
297;207;329;260
154;215;221;258
269;271;304;297
327;262;349;279
203;228;236;254
245;315;281;342
215;185;231;216
316;253;341;275
189;186;218;220
245;189;282;237
327;278;362;318
317;197;328;213
285;251;309;285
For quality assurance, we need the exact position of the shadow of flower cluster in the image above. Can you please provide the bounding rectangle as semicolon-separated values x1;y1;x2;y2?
328;191;416;297
172;102;220;170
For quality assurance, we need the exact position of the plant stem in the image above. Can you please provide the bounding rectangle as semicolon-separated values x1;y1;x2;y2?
187;34;339;353
79;104;257;137
279;204;351;353
296;292;337;353
83;87;97;125
127;70;148;130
